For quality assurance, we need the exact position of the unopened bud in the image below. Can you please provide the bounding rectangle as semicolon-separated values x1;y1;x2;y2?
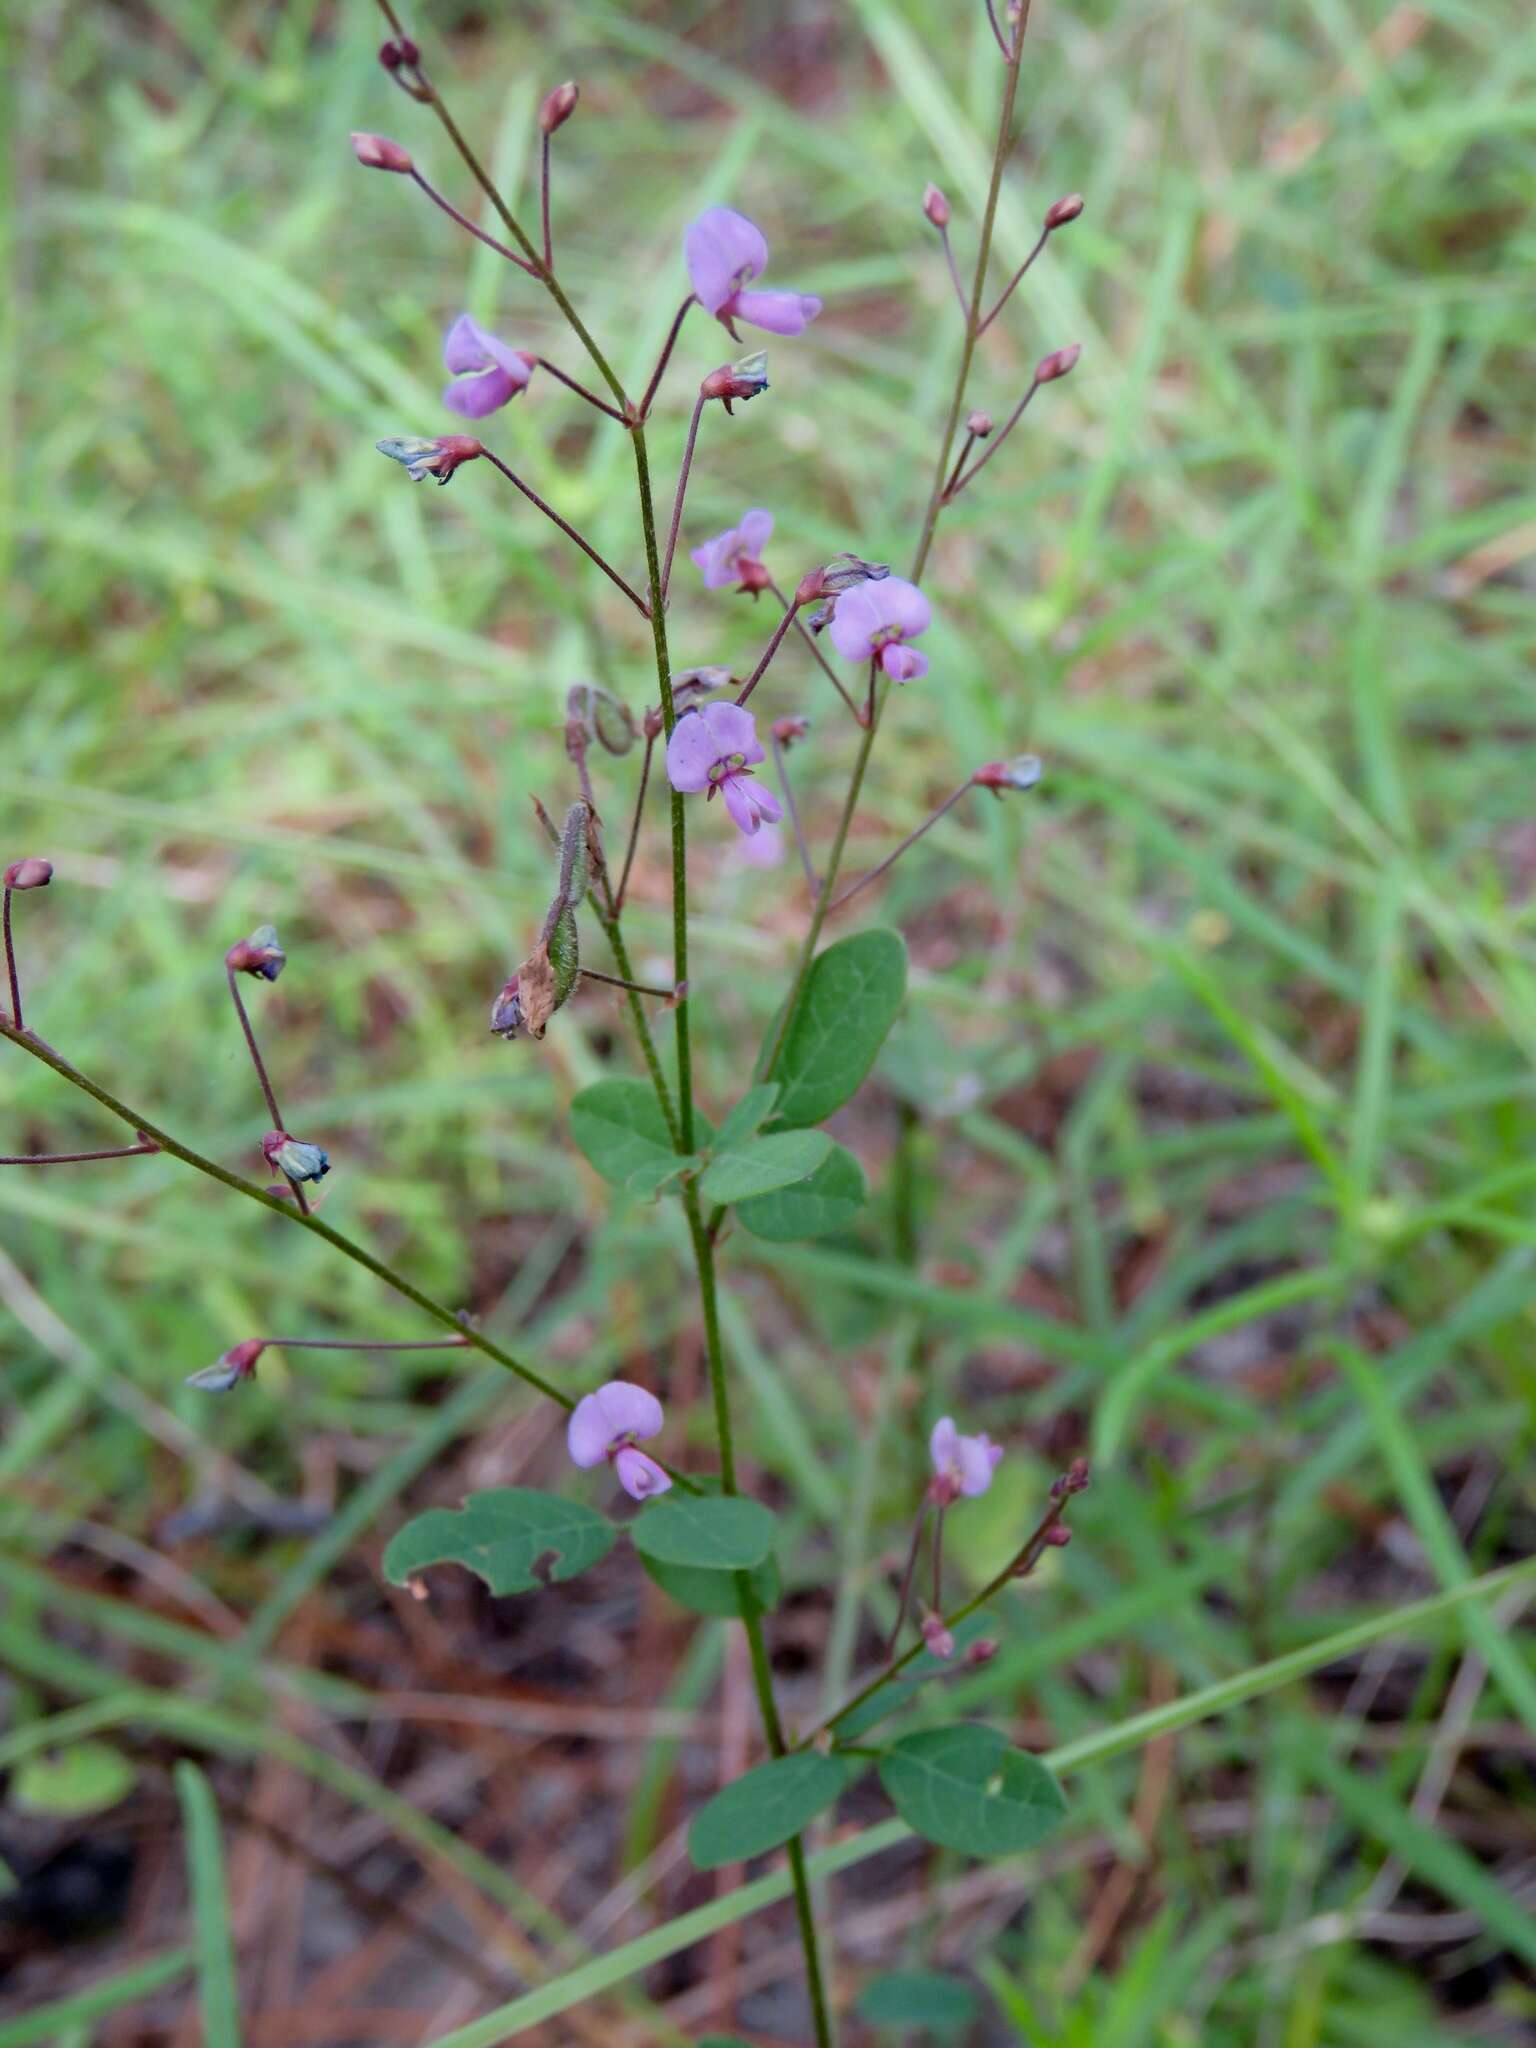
923;182;951;229
376;433;484;486
1035;343;1081;385
1044;1524;1072;1547
1044;192;1084;230
350;131;414;174
185;1338;266;1395
736;557;772;595
4;858;52;891
801;554;891;606
672;666;734;711
920;1612;955;1661
225;923;286;981
963;1636;1000;1668
772;716;810;746
701;351;769;412
1050;1455;1090;1499
378;36;419;69
642;704;666;741
972;754;1043;795
261;1131;330;1184
538;81;579;134
966;409;994;437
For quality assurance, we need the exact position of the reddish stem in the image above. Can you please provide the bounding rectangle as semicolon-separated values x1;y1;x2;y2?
480;449;649;617
2;890;20;1030
661;395;707;602
639;295;697;421
408;168;537;274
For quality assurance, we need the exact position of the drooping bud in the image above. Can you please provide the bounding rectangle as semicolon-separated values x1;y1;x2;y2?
225;923;286;981
376;434;484;486
261;1131;331;1184
701;351;769;413
490;977;524;1039
538;81;579;134
3;858;52;891
798;553;892;610
378;36;419;69
642;704;666;741
494;804;591;1043
565;682;636;757
966;409;994;437
963;1636;1000;1668
972;754;1043;796
920;1612;956;1661
1044;1524;1072;1548
922;182;951;228
1044;192;1084;230
186;1338;266;1394
772;716;810;747
350;131;414;174
1035;343;1081;385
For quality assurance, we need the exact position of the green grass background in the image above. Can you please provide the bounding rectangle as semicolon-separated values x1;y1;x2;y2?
4;0;1536;2041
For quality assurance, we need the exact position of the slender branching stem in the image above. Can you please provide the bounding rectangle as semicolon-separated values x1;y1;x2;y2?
640;294;696;421
579;966;674;999
944;374;1042;499
614;730;655;914
407;168;537;274
771;732;819;895
938;223;969;318
976;225;1049;336
262;1335;471;1351
825;780;974;916
540;134;553;270
942;428;979;501
885;1506;929;1657
984;0;1012;58
661;396;707;602
1;1142;159;1166
530;356;629;423
226;968;309;1214
735;594;804;708
765;575;864;725
2;890;22;1030
931;1503;946;1612
480;449;649;617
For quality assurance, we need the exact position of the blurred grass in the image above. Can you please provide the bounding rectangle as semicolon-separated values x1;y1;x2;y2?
4;0;1536;2041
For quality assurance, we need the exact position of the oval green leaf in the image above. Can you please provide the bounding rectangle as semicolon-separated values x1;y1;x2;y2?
631;1494;778;1571
769;927;907;1128
11;1741;137;1818
383;1487;616;1597
689;1753;849;1869
735;1143;868;1241
878;1724;1066;1857
570;1078;679;1187
639;1547;781;1618
713;1083;780;1152
857;1970;979;2034
699;1129;830;1207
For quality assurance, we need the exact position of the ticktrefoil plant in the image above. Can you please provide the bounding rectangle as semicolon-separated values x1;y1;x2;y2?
1;1;1088;2037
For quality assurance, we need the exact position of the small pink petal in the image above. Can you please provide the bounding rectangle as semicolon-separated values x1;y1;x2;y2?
828;584;883;661
666;711;719;793
700;700;764;766
955;1432;1001;1497
730;288;821;335
567;1391;614;1468
685;207;768;314
614;1446;672;1500
737;507;774;557
443;364;518;418
691;527;742;589
880;643;929;683
592;1380;665;1442
876;575;932;639
929;1416;960;1476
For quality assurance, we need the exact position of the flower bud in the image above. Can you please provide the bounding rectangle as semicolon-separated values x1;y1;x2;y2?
966;409;994;437
923;182;951;228
799;554;891;607
225;923;286;981
972;754;1043;795
4;858;52;891
185;1338;266;1395
736;557;772;595
642;704;666;741
920;1612;955;1661
539;81;579;134
566;682;636;757
1035;343;1081;385
1044;1524;1072;1547
672;666;734;711
261;1131;330;1184
377;434;484;486
350;131;414;174
963;1636;1000;1668
378;36;419;69
1044;192;1084;230
701;351;769;412
772;716;810;747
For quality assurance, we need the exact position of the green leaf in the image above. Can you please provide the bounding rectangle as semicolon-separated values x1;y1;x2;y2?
176;1763;244;2048
878;1725;1066;1857
10;1741;136;1817
770;927;907;1128
625;1153;697;1199
857;1970;979;2034
631;1494;778;1571
698;2038;755;2047
570;1079;678;1187
735;1144;868;1241
689;1753;849;1869
713;1083;780;1152
699;1129;831;1206
639;1548;780;1618
383;1488;615;1596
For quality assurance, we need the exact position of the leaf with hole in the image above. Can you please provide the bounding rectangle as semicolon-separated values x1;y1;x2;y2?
735;1143;868;1241
383;1488;615;1596
878;1724;1066;1857
769;927;907;1128
689;1753;850;1869
631;1494;778;1571
699;1129;831;1206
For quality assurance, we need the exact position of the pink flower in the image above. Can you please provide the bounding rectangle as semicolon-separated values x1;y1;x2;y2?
929;1416;1002;1504
828;576;932;683
441;314;535;419
692;509;773;592
685;207;822;339
666;702;784;838
567;1380;673;1501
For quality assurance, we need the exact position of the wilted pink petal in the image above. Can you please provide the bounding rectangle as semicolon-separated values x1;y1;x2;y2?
614;1446;673;1500
692;508;774;590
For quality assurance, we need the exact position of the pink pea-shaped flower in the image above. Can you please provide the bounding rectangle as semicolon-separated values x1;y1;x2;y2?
567;1381;673;1501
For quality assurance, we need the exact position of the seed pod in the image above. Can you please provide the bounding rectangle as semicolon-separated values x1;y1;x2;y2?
566;683;636;757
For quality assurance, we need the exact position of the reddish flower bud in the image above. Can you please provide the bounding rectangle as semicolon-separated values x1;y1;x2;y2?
701;351;769;411
350;131;414;174
1050;1456;1091;1499
1044;192;1084;230
539;81;579;134
972;754;1042;795
185;1338;266;1394
378;36;419;69
225;923;286;981
1035;343;1081;385
772;716;810;746
642;704;666;741
1044;1524;1072;1547
376;434;484;486
966;409;994;437
920;1612;955;1661
963;1636;1000;1668
736;557;772;595
4;858;52;891
923;182;951;228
